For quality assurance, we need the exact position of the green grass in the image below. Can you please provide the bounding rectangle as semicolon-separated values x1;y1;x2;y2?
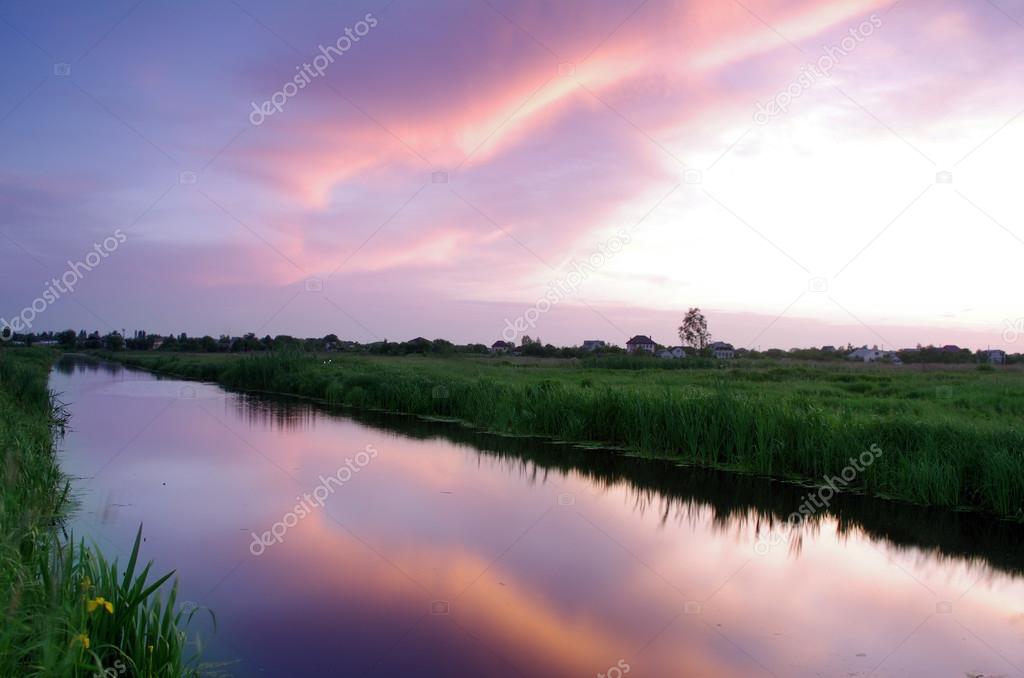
102;351;1024;519
0;348;201;677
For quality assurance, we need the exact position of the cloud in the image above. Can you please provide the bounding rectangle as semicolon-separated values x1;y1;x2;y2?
1;0;1022;346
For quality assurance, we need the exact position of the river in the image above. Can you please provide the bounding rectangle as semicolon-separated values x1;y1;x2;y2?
50;355;1024;677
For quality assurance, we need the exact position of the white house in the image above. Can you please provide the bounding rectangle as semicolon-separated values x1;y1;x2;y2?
982;349;1007;364
847;347;902;364
626;335;656;353
847;347;883;361
658;346;687;359
709;342;735;360
490;340;512;354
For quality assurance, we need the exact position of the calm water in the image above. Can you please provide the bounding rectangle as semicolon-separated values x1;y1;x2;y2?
51;356;1024;677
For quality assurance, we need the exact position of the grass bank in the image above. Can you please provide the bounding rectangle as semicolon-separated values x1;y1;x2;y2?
0;348;199;677
103;351;1024;519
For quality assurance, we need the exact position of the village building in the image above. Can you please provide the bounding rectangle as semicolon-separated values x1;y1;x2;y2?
626;335;656;353
847;347;902;364
982;349;1007;364
709;341;735;359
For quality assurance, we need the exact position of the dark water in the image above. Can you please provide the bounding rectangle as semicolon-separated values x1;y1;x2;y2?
51;356;1024;677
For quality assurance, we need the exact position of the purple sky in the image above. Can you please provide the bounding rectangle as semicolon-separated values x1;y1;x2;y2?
2;0;1023;349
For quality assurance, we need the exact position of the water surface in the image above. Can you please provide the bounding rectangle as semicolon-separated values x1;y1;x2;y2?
51;356;1024;676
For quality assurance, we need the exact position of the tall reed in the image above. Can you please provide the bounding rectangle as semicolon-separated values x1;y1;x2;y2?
107;351;1024;518
0;349;202;676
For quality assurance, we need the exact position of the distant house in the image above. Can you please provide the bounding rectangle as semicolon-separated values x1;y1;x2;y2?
821;345;836;353
658;346;687;359
847;347;901;364
942;345;962;353
152;338;164;350
582;340;607;352
626;335;656;353
490;340;512;354
848;347;882;362
709;342;735;360
982;349;1007;365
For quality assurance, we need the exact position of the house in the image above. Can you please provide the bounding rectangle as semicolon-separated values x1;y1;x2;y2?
821;346;836;353
152;337;164;350
709;342;735;360
847;347;883;362
847;347;902;364
942;344;962;353
982;349;1006;365
582;340;607;352
626;335;656;353
658;346;686;359
490;340;512;354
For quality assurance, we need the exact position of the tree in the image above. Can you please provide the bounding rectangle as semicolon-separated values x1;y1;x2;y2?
57;329;78;348
103;332;125;351
678;307;710;349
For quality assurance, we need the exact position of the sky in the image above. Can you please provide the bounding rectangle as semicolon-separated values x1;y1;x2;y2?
1;0;1023;350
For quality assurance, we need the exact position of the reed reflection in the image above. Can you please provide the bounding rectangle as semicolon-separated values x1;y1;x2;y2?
230;392;1024;579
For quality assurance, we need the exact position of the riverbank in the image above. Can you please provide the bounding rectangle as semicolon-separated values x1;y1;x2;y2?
98;351;1024;519
0;348;197;677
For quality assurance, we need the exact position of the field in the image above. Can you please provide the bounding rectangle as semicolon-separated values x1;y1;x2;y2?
97;351;1024;520
0;349;198;677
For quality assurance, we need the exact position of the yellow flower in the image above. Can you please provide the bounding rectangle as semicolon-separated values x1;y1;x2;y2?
147;645;154;654
86;596;114;614
73;633;90;649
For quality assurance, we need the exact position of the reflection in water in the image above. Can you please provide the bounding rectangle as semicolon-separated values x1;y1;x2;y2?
50;356;1024;677
53;353;126;377
239;397;1024;579
232;394;321;432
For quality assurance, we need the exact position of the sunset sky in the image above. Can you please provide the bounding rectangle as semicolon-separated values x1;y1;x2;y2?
2;0;1022;349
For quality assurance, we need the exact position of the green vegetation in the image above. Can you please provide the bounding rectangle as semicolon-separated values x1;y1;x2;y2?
0;348;199;677
103;351;1024;519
